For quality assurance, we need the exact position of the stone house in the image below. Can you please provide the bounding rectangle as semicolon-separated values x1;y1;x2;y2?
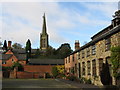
64;10;120;85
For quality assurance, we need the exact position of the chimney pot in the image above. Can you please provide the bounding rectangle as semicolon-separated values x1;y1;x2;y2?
8;41;12;49
75;40;80;50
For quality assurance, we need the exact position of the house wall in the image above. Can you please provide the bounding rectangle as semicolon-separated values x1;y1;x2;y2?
65;53;77;76
2;55;18;67
64;28;120;85
77;31;120;85
18;60;26;66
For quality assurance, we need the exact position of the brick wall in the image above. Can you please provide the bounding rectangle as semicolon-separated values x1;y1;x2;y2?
9;65;55;78
65;53;77;76
16;72;34;78
24;65;53;75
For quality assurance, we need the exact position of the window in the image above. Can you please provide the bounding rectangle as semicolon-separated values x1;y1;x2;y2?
106;57;112;74
82;62;85;75
87;61;91;75
86;48;90;57
78;63;81;78
75;64;77;73
82;50;85;58
2;61;6;64
99;59;103;75
92;45;96;55
77;52;80;60
72;55;74;62
42;39;46;47
92;59;96;76
105;38;111;51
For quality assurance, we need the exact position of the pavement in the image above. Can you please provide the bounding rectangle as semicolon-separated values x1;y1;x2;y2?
2;78;120;90
58;79;99;88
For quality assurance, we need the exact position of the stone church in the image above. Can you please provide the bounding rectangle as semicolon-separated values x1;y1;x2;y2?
40;13;49;51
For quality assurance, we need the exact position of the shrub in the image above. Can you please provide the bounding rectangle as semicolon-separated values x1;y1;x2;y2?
52;66;59;78
66;75;77;81
85;79;92;84
45;73;52;78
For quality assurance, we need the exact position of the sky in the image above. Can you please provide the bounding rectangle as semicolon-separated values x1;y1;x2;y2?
0;0;119;50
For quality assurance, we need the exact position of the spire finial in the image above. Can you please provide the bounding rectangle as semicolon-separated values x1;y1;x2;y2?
42;13;47;34
43;12;45;18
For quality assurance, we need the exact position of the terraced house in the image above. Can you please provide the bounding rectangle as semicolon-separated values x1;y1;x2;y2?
64;10;120;85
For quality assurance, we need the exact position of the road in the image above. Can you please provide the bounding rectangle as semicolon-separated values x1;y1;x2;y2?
2;79;76;89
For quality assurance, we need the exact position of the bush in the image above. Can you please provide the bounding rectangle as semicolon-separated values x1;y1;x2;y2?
46;73;52;78
85;79;92;84
52;66;59;78
66;75;77;81
79;77;91;84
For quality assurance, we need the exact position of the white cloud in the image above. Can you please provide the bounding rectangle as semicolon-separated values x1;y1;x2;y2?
1;2;118;49
81;2;117;18
2;2;75;48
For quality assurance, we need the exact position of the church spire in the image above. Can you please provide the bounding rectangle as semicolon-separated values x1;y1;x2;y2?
42;13;47;35
40;13;49;51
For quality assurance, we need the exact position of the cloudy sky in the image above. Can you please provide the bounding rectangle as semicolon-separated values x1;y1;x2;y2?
0;0;119;50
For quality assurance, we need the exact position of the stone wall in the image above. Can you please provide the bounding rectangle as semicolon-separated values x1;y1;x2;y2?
65;28;120;85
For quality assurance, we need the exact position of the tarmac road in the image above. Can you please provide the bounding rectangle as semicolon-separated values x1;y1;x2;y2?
2;79;76;89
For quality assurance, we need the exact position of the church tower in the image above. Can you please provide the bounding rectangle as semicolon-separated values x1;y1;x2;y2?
40;13;49;51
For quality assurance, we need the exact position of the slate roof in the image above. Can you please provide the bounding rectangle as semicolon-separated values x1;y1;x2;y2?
91;25;113;40
15;54;26;60
29;59;64;65
12;49;26;54
69;24;120;55
0;54;12;61
12;49;37;54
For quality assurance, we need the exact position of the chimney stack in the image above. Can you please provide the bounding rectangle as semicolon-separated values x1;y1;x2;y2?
75;40;80;50
8;41;12;49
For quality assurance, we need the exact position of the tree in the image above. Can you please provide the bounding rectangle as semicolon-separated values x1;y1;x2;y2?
57;43;73;59
25;39;31;60
100;60;112;85
12;43;22;49
111;46;120;85
45;46;56;56
52;66;59;78
12;62;23;71
3;40;7;51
